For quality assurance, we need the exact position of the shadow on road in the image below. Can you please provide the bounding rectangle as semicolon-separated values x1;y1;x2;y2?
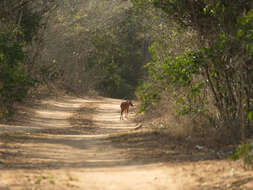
0;96;227;171
0;129;223;170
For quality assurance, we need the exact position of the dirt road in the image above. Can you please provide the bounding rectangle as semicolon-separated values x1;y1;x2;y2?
0;96;252;190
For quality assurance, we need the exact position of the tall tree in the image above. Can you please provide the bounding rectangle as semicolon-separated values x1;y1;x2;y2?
134;0;253;138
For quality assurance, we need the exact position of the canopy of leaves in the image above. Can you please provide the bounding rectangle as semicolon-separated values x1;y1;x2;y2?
41;0;156;98
0;0;58;119
135;0;253;133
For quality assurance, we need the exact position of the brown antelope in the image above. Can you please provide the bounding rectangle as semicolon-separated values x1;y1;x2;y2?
120;100;133;120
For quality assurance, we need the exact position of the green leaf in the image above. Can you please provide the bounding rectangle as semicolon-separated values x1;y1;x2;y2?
248;112;253;120
237;29;244;38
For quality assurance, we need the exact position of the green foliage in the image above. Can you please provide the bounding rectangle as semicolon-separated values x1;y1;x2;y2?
20;6;42;42
97;62;134;98
137;47;207;114
0;31;33;119
231;143;253;169
46;0;153;97
249;112;253;120
0;0;48;120
161;52;202;86
134;0;253;137
0;32;24;66
0;63;31;101
86;10;148;98
136;80;162;112
133;0;252;36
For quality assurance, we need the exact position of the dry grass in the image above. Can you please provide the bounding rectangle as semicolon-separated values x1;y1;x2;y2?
134;99;241;152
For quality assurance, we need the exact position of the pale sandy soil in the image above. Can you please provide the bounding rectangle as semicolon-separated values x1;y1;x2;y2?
0;95;252;190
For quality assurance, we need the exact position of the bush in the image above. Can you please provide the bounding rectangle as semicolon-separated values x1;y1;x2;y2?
0;30;33;120
231;143;253;169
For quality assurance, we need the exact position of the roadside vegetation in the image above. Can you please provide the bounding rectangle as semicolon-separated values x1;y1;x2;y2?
0;0;59;120
133;0;253;168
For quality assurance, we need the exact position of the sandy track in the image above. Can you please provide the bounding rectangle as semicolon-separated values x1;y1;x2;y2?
0;96;252;190
0;96;186;190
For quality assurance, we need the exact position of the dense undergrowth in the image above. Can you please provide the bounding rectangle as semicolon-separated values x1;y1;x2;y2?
133;0;253;167
0;0;60;120
134;0;253;139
